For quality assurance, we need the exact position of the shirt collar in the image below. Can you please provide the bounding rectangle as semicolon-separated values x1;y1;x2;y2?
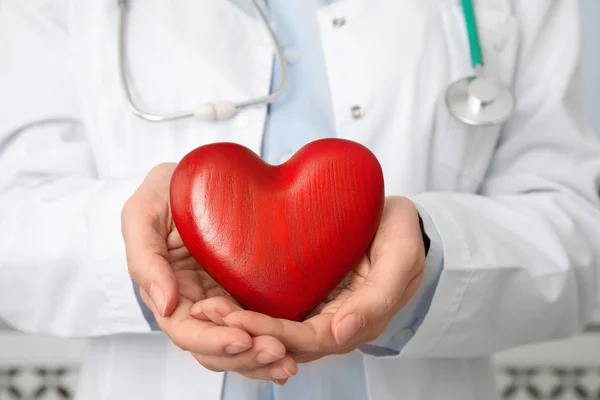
226;0;339;18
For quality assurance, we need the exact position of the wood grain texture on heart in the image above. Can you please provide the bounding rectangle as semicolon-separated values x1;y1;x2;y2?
169;138;385;321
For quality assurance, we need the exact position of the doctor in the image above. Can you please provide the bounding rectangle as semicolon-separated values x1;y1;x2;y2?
1;0;600;399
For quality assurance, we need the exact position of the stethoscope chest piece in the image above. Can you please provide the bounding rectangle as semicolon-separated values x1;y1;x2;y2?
445;74;515;127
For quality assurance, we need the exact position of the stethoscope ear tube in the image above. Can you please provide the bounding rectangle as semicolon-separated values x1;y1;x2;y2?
116;0;289;122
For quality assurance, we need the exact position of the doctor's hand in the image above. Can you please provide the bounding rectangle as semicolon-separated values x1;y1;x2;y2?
122;163;297;384
191;196;426;364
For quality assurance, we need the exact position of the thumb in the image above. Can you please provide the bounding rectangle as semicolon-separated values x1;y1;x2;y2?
331;251;419;346
331;198;426;346
122;168;179;318
128;246;179;319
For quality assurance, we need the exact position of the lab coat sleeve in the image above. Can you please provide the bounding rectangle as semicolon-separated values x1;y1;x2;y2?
0;1;151;337
391;0;600;358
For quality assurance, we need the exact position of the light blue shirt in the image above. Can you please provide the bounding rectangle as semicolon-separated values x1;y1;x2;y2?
133;1;444;399
222;1;443;399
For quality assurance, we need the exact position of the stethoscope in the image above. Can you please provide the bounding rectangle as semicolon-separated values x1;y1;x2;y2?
117;0;515;126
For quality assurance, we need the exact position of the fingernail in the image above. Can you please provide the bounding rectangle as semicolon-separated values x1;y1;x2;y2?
269;367;292;380
270;378;288;386
225;342;251;355
148;282;167;317
256;350;285;365
204;309;225;325
190;303;204;317
334;313;365;345
190;309;207;320
222;315;242;329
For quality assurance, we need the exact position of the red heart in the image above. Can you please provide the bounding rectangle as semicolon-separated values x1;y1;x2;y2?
169;138;385;321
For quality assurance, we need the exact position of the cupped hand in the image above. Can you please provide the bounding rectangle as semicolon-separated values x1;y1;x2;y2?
121;163;297;384
190;196;426;364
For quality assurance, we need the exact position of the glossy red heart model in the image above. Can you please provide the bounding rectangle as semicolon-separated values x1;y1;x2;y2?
169;138;385;321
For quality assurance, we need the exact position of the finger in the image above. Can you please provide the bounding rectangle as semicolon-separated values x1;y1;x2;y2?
223;310;339;355
122;185;178;318
193;335;289;373
331;199;426;346
190;296;244;324
150;296;253;356
237;355;298;382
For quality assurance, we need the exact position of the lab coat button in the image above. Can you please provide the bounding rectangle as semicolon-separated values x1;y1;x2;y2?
284;49;301;64
351;105;365;119
332;17;346;27
493;38;507;51
251;30;268;45
235;115;250;129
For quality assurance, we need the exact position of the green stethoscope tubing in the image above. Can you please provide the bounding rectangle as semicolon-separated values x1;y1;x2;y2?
462;0;484;68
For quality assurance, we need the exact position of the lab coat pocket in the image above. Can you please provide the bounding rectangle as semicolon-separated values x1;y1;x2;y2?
432;101;504;192
433;1;519;192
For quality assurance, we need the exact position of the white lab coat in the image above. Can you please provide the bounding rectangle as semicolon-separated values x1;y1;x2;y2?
1;0;599;399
